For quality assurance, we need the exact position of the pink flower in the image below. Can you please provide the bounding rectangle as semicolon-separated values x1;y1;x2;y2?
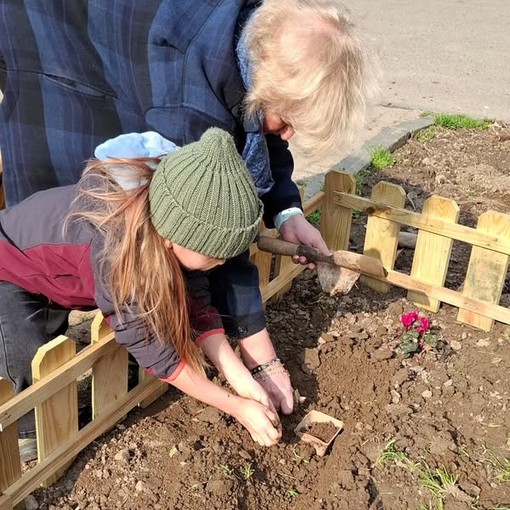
416;316;429;334
400;311;419;329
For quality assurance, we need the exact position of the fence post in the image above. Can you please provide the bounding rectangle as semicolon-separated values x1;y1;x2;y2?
0;379;21;510
457;210;510;331
91;314;129;418
408;196;459;311
361;181;406;292
32;336;78;486
320;171;355;251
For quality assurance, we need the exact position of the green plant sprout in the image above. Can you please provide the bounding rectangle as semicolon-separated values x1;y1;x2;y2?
292;448;310;464
240;462;255;480
375;438;419;471
285;488;299;498
433;113;492;130
369;145;395;169
484;449;510;483
419;464;459;509
217;464;235;478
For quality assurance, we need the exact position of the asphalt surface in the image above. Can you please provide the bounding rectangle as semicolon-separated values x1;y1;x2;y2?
344;0;510;122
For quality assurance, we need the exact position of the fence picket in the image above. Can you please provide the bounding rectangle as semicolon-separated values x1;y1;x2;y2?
361;182;406;292
457;211;510;331
320;171;355;250
408;196;459;311
0;379;21;510
91;314;129;417
32;336;77;486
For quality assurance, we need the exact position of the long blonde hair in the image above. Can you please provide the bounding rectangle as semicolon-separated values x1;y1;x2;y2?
244;0;379;159
69;158;206;375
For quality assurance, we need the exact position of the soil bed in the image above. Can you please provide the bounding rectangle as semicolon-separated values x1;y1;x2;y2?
32;125;510;510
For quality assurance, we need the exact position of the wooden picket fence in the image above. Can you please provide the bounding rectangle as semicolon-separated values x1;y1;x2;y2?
1;170;510;508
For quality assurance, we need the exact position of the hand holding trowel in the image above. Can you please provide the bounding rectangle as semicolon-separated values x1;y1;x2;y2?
256;236;387;295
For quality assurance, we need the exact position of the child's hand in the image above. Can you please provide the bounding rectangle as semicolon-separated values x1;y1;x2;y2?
233;397;282;447
228;373;277;413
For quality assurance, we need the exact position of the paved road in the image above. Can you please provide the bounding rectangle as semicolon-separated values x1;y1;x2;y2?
344;0;510;122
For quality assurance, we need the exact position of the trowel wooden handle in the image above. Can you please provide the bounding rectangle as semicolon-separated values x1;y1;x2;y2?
256;236;328;263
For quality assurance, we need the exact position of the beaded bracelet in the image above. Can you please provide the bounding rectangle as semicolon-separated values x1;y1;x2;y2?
250;358;282;376
253;366;289;382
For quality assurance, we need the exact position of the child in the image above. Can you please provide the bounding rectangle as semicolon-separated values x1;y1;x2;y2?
0;128;283;462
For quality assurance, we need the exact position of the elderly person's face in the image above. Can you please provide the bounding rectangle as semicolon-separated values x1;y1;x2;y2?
262;111;295;141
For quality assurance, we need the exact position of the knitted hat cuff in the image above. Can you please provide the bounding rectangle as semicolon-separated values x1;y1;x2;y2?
151;199;263;259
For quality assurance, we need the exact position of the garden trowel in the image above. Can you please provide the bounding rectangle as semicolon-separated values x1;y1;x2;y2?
256;236;387;295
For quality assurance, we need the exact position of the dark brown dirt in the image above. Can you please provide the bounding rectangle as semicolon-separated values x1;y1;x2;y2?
29;125;510;510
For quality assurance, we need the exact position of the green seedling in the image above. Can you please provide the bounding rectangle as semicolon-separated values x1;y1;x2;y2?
352;209;361;219
240;462;255;480
217;464;235;478
419;464;459;509
375;438;420;471
306;209;321;227
484;449;510;483
292;448;310;464
285;488;299;498
433;113;492;130
495;458;510;483
369;145;395;169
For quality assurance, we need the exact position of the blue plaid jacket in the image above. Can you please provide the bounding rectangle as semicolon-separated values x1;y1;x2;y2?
0;0;302;339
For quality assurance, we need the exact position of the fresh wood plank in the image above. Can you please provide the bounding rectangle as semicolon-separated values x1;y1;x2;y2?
32;336;78;486
91;325;128;419
261;264;305;303
3;377;163;507
0;333;116;432
361;182;406;292
334;192;510;256
320;171;355;251
457;211;510;331
0;379;21;507
382;270;510;325
408;196;459;311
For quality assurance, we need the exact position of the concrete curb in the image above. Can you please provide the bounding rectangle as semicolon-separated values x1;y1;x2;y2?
301;116;434;200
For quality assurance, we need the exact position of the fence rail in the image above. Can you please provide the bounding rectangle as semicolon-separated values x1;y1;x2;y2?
1;170;509;508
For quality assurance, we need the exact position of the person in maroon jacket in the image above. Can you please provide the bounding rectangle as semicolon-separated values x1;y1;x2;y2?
0;128;284;462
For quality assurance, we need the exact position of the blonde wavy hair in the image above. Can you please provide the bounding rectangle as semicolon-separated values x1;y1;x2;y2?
69;158;206;375
243;0;379;159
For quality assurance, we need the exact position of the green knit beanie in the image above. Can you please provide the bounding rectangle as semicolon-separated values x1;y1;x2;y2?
149;128;263;259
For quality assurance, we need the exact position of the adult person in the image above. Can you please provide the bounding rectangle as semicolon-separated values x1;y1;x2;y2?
0;0;375;417
0;128;283;462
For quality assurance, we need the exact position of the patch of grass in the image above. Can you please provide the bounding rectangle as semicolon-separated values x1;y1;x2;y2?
354;166;376;195
433;113;492;130
419;464;459;509
375;438;420;471
484;449;510;483
306;208;321;227
414;126;437;143
369;145;395;169
285;488;299;498
495;458;510;483
240;462;255;480
217;464;235;478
